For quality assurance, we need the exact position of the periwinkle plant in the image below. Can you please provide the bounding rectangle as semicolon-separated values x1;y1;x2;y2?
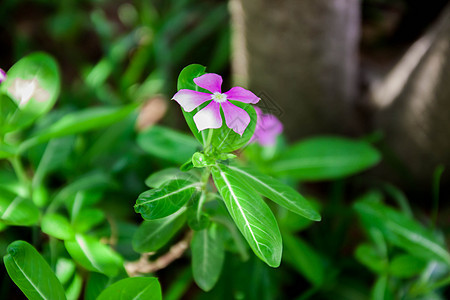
133;64;321;291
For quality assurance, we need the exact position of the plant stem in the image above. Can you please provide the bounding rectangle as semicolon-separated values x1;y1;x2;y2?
9;156;32;198
204;129;214;154
197;167;211;220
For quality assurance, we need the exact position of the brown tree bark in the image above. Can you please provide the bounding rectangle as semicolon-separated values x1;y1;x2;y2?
230;0;361;139
371;4;450;183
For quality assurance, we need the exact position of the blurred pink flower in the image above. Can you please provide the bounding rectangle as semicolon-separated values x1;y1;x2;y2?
0;69;6;83
172;73;260;135
251;107;283;146
8;78;50;107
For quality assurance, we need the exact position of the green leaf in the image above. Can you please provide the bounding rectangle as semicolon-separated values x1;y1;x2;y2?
186;191;210;231
192;152;216;168
354;197;450;266
191;224;225;291
32;137;74;187
0;189;40;226
55;258;76;285
354;243;387;274
85;272;109;300
145;168;196;188
137;125;199;164
211;163;282;267
176;64;208;146
226;165;321;221
97;277;162;300
209;101;257;153
20;105;136;151
64;234;123;276
65;272;82;300
3;240;66;300
41;213;75;240
135;179;199;220
133;208;187;253
32;184;49;207
0;52;60;132
72;208;105;233
0;143;16;159
271;137;381;181
0;170;25;197
371;275;393;300
176;64;257;152
388;254;426;278
283;233;325;286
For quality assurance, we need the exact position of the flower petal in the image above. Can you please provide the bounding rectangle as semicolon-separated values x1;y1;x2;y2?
255;113;283;146
172;89;212;112
224;87;260;104
221;101;251;136
0;69;6;83
193;101;222;131
193;73;223;93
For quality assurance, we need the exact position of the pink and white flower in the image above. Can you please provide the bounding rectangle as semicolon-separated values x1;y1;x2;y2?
251;107;283;146
8;77;50;108
0;69;6;83
172;73;260;135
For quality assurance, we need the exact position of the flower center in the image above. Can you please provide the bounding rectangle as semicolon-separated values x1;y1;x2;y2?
211;92;227;103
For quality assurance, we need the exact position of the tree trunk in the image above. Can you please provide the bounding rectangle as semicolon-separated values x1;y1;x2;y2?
230;0;361;139
372;4;450;184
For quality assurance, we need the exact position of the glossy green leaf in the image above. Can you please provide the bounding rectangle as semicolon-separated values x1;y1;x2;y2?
283;233;325;286
97;277;162;300
355;244;387;274
64;234;123;276
133;208;187;253
176;64;208;145
0;171;25;197
212;163;282;267
226;165;321;221
55;258;76;285
84;272;109;300
137;125;199;164
41;213;75;240
0;52;60;132
65;273;82;300
72;208;105;233
388;254;426;278
191;224;225;291
60;173;109;203
0;144;16;159
371;275;393;300
32;184;49;207
176;64;257;152
271;137;381;181
186;191;210;231
32;137;74;187
192;152;216;168
0;189;39;226
145;168;196;188
3;240;66;300
135;179;199;220
354;197;450;266
20;105;136;151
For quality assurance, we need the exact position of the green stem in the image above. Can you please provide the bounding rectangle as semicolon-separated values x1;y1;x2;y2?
411;273;450;296
197;167;211;220
204;129;214;154
49;237;58;269
431;165;444;228
9;156;32;198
